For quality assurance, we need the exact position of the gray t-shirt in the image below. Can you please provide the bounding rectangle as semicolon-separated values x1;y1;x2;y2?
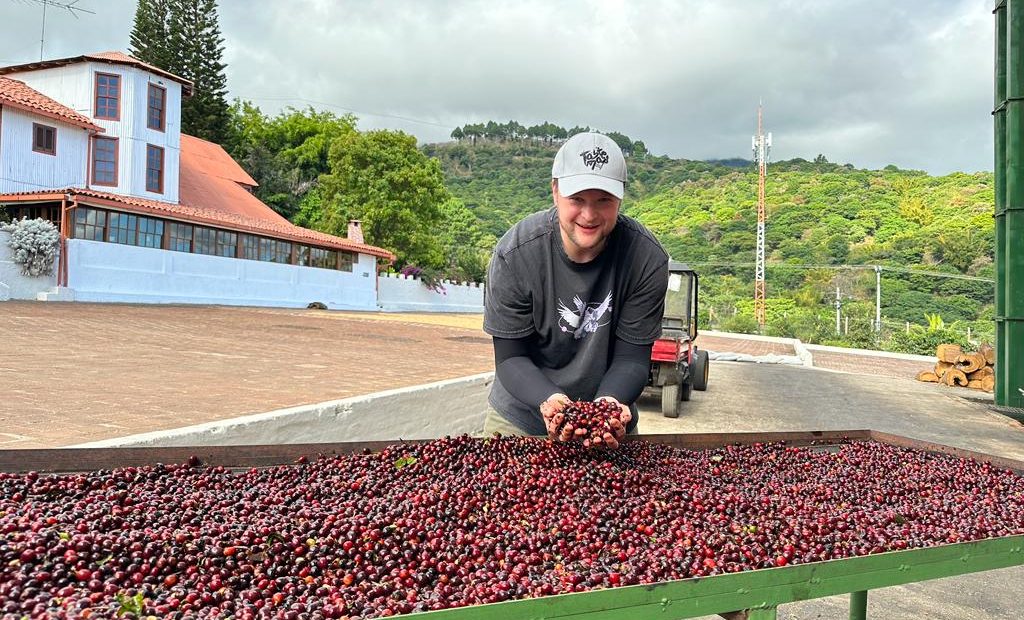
483;208;669;435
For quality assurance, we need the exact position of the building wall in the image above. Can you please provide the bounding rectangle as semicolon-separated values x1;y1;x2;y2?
66;239;377;309
0;229;58;300
10;62;183;202
0;106;90;192
377;271;484;312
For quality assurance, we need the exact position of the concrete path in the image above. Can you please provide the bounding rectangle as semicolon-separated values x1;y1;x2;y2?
638;361;1021;460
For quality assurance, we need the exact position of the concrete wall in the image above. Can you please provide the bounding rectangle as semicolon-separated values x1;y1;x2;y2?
377;271;484;312
66;238;378;309
0;229;57;300
72;373;494;448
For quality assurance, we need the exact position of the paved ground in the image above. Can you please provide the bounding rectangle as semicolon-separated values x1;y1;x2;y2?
699;333;795;357
0;302;493;448
809;348;934;381
0;302;997;448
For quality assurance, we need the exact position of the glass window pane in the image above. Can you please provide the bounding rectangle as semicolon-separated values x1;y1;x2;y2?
93;138;117;184
277;242;292;263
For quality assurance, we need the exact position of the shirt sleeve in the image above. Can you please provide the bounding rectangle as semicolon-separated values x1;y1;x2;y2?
615;257;669;344
595;338;653;404
483;249;535;338
492;336;563;408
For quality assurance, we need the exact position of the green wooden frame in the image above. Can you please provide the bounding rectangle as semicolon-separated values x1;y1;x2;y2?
408;535;1024;619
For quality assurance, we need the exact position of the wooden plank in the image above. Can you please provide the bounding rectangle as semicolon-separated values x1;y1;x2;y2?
0;430;867;474
0;440;426;473
868;430;1024;473
1;430;1020;474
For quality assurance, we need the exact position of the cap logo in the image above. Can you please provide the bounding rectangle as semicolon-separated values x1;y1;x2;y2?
579;147;609;171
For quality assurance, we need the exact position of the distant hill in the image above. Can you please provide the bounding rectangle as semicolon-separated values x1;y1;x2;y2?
424;134;994;351
422;140;732;237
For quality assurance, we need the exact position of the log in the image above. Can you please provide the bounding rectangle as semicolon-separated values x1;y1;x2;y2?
940;368;969;387
977;342;996;366
967;379;985;390
936;344;963;363
968;366;994;380
935;361;955;377
956;352;986;374
982;375;996;392
916;370;940;383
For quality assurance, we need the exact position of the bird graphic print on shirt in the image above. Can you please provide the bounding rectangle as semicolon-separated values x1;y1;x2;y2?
557;291;613;340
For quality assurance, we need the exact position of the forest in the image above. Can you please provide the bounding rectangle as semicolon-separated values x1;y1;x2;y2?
223;108;992;355
427;124;994;354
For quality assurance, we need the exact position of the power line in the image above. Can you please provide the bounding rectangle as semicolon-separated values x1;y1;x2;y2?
236;95;456;130
14;0;94;61
687;261;994;283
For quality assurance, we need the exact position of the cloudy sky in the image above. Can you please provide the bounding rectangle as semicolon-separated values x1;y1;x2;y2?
1;0;995;174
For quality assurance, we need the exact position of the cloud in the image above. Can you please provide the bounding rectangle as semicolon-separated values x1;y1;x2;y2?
0;0;995;174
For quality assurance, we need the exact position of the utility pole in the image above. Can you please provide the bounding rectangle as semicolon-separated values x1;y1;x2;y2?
834;286;842;335
874;265;882;332
752;103;771;329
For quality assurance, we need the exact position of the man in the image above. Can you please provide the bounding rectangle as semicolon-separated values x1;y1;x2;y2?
482;131;670;448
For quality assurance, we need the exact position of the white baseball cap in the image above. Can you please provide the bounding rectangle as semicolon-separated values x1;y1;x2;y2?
551;132;627;199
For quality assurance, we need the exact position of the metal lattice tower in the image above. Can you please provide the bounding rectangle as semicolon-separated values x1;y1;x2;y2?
752;104;771;328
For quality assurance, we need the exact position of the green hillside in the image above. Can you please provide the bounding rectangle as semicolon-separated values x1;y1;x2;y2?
425;137;995;353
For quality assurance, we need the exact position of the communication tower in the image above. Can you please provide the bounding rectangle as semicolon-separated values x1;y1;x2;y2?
752;105;771;328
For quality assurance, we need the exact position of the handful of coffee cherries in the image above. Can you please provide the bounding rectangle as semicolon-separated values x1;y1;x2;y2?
553;399;628;449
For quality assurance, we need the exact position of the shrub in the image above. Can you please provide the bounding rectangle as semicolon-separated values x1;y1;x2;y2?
884;326;971;356
718;312;760;335
399;264;447;295
1;217;59;277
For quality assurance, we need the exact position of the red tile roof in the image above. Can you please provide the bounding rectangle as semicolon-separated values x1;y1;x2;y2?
181;134;258;187
0;76;104;132
0;52;193;96
0;133;395;261
0;186;395;261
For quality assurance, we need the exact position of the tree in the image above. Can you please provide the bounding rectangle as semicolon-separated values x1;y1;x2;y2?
606;131;634;156
129;0;173;71
228;102;357;220
168;0;232;144
129;0;233;144
508;120;526;141
437;198;496;281
450;126;464;141
319;130;450;268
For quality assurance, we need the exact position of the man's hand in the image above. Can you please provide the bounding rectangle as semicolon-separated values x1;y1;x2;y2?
540;393;572;440
595;396;631;449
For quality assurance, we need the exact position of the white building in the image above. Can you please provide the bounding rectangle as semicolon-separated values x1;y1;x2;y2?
0;51;395;309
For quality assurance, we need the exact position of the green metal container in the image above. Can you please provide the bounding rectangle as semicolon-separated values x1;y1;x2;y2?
997;0;1024;409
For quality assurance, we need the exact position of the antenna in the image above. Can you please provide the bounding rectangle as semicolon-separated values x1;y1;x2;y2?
18;0;95;61
752;103;771;329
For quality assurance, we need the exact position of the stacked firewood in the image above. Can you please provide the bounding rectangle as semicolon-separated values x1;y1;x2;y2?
916;343;995;392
